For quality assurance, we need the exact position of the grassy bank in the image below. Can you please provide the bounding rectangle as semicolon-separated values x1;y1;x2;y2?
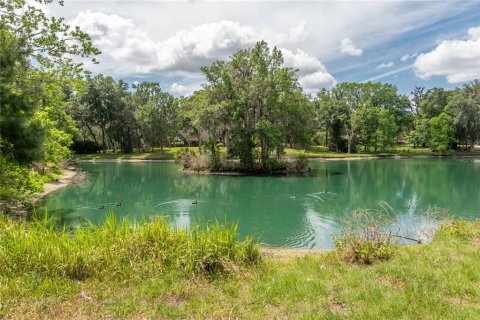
73;145;480;161
1;217;480;319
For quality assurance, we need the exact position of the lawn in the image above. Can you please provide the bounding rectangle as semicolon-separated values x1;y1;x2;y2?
1;217;479;319
75;145;480;162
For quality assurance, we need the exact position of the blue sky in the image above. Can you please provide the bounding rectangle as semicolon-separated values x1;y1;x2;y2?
49;1;480;96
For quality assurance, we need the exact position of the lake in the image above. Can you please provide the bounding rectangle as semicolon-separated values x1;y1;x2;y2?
36;158;480;248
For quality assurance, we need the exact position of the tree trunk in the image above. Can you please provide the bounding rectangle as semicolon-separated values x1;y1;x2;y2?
101;126;106;153
85;121;99;148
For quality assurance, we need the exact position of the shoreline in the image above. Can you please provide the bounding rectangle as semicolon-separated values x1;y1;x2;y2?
35;167;84;201
75;154;480;163
2;167;84;218
75;158;176;163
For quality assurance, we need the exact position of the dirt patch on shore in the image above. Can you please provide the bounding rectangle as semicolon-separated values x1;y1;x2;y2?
38;167;85;199
260;247;324;259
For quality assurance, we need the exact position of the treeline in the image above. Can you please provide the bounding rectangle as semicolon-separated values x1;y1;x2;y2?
70;59;480;159
71;76;178;154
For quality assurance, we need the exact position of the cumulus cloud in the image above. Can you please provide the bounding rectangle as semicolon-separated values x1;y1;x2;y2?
376;61;394;69
413;26;480;83
71;12;259;74
170;83;188;94
155;21;257;72
281;48;336;93
70;11;335;95
299;72;337;95
400;52;418;62
70;11;158;74
340;38;363;56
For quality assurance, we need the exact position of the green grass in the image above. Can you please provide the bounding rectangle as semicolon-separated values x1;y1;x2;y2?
1;216;480;319
76;145;480;162
74;147;198;160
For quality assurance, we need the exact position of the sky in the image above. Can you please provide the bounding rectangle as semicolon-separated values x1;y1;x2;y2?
46;0;480;96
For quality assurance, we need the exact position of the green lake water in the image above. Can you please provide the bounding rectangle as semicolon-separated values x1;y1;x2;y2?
36;158;480;248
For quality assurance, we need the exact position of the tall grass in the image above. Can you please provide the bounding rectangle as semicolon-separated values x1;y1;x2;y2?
0;214;260;280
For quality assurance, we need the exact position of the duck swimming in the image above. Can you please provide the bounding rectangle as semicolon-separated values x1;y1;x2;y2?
115;200;123;207
192;200;198;205
98;204;105;209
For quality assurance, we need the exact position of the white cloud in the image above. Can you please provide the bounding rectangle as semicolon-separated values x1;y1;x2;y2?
170;83;188;94
155;21;256;72
281;48;336;93
71;10;334;95
468;26;480;40
364;65;413;82
70;11;158;74
340;38;363;56
288;21;308;41
299;71;337;94
413;26;480;83
376;61;394;69
266;21;309;45
400;52;418;62
281;48;322;75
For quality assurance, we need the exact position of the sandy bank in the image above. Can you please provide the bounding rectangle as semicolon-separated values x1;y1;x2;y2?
36;167;84;200
260;247;325;259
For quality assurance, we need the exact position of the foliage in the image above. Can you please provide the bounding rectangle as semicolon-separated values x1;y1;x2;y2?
0;158;48;201
0;214;260;279
135;87;178;151
334;210;397;264
315;82;409;153
447;81;480;152
200;41;314;168
0;0;100;75
2;218;480;318
0;0;98;203
428;112;454;152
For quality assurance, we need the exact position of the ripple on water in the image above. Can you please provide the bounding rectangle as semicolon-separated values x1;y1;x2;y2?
284;210;338;248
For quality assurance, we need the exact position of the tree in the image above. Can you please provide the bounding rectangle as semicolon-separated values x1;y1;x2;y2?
428;112;454;152
0;0;98;202
135;89;178;151
376;109;398;152
201;41;311;168
447;81;480;152
0;0;100;75
79;75;121;153
0;0;98;162
0;27;45;163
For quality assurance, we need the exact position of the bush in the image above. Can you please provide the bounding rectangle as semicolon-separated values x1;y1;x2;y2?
334;210;397;264
288;153;309;172
0;158;47;202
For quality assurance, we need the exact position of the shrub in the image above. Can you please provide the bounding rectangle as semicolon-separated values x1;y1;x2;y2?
288;153;309;172
334;210;397;264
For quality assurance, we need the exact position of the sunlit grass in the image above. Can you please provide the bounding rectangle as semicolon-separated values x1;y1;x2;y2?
2;218;480;318
0;214;260;280
76;144;480;161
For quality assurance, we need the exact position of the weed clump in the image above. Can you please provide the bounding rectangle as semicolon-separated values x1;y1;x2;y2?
334;210;397;264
